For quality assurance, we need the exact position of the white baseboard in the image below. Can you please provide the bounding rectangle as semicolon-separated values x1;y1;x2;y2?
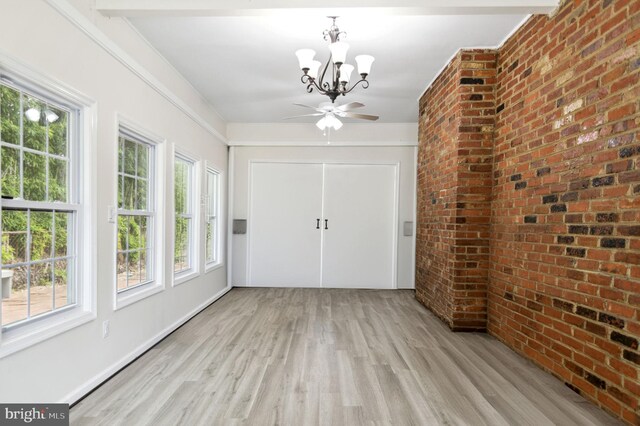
62;285;232;405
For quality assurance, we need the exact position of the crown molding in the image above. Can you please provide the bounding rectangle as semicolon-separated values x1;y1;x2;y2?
227;122;418;147
45;0;228;144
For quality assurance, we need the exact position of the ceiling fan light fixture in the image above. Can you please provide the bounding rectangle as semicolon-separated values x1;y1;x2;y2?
316;116;327;130
287;102;377;132
328;115;343;130
316;113;342;131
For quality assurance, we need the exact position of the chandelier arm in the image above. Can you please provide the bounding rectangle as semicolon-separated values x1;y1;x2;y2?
317;56;332;91
301;74;332;95
308;78;328;95
340;78;370;96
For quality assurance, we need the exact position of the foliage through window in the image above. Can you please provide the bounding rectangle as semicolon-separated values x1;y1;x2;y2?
174;155;194;274
116;134;153;292
1;82;76;327
205;168;219;267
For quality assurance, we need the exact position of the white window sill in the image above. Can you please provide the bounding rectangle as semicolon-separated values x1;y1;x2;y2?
114;282;164;311
0;308;95;359
173;270;200;287
205;262;224;274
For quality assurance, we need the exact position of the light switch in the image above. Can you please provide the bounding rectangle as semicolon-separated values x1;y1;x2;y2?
107;206;116;223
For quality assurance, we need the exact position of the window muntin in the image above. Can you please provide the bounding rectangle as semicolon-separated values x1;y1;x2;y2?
205;168;220;267
116;135;154;292
174;155;194;274
1;82;77;328
1;85;69;202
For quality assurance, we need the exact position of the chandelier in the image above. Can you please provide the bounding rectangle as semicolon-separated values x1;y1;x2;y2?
295;17;374;103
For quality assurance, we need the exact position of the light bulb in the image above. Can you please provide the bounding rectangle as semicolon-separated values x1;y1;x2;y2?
316;116;327;130
325;114;343;130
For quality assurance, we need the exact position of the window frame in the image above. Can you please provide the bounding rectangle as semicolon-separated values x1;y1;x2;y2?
204;165;222;272
172;146;200;286
0;55;97;358
113;116;165;311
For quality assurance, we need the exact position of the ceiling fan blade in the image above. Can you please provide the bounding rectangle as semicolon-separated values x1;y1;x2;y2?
282;113;325;120
336;102;365;111
342;112;379;121
293;103;325;113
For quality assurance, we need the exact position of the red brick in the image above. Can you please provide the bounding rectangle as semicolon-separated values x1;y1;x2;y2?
608;103;636;122
417;2;640;423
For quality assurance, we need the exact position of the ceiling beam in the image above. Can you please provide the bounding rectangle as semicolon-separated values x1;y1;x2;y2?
96;0;560;17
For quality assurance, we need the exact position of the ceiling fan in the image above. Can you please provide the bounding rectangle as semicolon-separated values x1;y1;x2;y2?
284;101;379;131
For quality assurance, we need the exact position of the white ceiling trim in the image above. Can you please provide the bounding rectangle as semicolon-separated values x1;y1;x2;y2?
45;0;228;144
227;122;418;147
96;0;560;17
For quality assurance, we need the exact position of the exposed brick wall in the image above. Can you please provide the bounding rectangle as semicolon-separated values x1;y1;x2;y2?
416;0;640;422
490;0;640;423
416;51;497;331
416;53;461;328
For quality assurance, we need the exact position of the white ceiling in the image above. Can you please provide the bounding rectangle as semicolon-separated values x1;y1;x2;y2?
129;14;527;123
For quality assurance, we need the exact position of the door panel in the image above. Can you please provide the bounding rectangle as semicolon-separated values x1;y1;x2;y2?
248;162;323;287
322;164;396;289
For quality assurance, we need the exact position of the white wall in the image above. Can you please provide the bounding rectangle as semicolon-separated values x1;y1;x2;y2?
231;145;417;289
0;0;228;403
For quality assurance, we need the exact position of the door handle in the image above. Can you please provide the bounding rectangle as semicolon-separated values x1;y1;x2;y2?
324;219;329;230
316;219;320;229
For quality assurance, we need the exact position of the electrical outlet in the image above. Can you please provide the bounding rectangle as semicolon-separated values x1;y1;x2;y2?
102;320;110;338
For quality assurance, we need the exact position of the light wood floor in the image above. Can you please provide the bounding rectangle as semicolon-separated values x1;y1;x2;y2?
71;288;621;425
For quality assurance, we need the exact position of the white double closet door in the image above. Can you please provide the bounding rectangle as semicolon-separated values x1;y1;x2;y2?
249;162;397;289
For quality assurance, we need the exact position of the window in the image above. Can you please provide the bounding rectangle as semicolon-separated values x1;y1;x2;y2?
1;82;76;328
0;59;95;356
116;134;153;292
114;119;164;310
205;167;221;270
173;152;198;283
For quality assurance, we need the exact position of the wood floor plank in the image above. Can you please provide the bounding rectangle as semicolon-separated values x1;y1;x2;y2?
71;288;622;425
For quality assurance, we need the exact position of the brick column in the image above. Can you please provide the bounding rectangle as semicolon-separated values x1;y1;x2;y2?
416;50;497;331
